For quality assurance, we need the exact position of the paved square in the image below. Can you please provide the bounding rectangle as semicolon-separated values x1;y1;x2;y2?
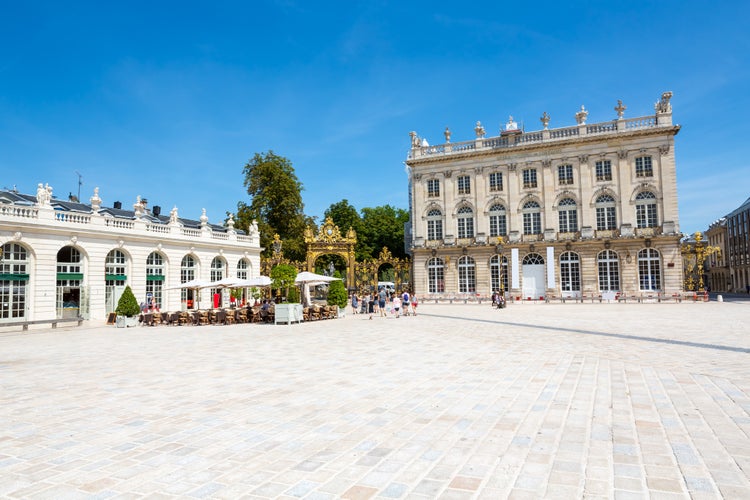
1;301;749;499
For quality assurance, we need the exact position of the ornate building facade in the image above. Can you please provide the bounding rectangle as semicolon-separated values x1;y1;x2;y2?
406;92;683;299
0;185;262;324
721;197;750;293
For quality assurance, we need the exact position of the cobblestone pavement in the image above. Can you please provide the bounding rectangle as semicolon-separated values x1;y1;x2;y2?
1;301;749;499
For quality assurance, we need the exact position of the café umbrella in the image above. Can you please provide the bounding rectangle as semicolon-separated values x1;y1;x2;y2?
294;271;341;307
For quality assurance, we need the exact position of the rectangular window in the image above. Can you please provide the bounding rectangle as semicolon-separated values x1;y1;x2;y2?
427;179;440;197
427;219;443;240
595;160;612;181
523;212;541;234
489;172;503;192
558;164;574;185
522;168;537;188
457;175;471;195
596;207;617;230
635;156;653;177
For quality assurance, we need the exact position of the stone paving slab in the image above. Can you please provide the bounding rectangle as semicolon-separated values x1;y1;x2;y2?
0;301;749;499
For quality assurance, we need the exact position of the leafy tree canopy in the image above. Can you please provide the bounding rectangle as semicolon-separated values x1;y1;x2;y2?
359;205;410;260
235;151;307;261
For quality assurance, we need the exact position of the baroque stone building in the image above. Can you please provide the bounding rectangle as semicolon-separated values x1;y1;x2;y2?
0;185;262;324
406;92;683;299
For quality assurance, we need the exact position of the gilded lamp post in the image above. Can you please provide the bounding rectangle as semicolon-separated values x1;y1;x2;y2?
681;232;720;292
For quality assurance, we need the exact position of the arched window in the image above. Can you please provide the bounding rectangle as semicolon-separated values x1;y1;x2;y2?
146;252;165;309
56;246;83;319
638;248;661;291
237;259;249;280
210;257;225;282
558;198;578;233
427;257;445;293
488;204;507;237
522;253;545;265
181;255;197;309
597;250;620;292
458;256;476;293
559;252;581;292
595;195;617;230
490;255;508;294
522;201;541;235
105;249;128;314
427;209;443;240
457;206;474;238
1;243;29;320
635;191;658;228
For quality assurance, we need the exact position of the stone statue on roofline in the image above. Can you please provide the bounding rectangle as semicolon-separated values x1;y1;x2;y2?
655;91;673;113
90;187;102;211
575;105;588;125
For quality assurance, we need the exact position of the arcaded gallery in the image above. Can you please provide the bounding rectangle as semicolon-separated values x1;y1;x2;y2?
406;92;683;300
0;186;261;324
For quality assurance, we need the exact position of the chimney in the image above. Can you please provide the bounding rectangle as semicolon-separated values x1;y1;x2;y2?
152;205;161;217
113;201;122;209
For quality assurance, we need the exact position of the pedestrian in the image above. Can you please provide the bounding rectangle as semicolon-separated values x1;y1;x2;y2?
379;287;387;317
393;295;401;318
411;294;418;316
401;290;410;316
351;293;359;314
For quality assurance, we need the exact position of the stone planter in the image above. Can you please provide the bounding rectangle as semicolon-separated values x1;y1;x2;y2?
115;315;138;328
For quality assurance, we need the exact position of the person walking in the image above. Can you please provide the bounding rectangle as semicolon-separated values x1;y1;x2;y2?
378;287;387;317
351;293;359;315
411;294;418;316
393;295;401;318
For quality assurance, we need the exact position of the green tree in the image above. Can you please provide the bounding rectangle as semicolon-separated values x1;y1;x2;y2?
326;279;348;309
324;199;369;261
115;286;140;317
235;151;307;261
270;264;297;301
359;205;410;260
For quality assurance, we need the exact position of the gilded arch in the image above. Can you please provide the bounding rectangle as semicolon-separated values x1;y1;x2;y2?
304;217;357;288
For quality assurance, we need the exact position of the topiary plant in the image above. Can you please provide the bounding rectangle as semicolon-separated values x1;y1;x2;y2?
326;280;348;309
115;285;141;317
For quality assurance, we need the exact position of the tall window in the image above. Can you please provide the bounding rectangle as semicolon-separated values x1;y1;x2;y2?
638;248;661;291
457;206;474;238
181;255;196;309
427;257;445;293
105;249;127;314
427;179;440;197
598;250;620;292
56;246;82;319
237;259;249;280
636;191;658;228
1;243;29;320
457;175;471;195
210;257;225;308
595;160;612;181
595;195;617;230
522;168;537;188
489;172;503;192
559;252;581;292
146;252;165;309
522;201;542;235
490;255;508;294
635;156;653;177
558;164;574;185
557;198;578;233
458;256;476;293
427;209;443;240
488;204;507;237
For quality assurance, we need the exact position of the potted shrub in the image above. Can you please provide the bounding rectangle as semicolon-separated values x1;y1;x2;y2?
326;280;348;318
115;285;141;328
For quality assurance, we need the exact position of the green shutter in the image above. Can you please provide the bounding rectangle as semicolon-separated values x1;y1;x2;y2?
146;275;165;281
105;274;127;281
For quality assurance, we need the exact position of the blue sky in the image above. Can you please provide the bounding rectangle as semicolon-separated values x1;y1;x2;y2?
2;1;748;235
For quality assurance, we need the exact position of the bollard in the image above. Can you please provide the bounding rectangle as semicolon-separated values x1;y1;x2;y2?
718;294;723;302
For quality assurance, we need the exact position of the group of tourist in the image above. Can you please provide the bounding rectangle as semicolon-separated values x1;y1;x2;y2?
350;289;418;319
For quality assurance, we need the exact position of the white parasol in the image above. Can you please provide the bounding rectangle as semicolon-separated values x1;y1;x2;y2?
294;272;341;307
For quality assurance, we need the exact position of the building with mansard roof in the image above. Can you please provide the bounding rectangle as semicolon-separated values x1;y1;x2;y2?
405;92;683;300
0;185;262;324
